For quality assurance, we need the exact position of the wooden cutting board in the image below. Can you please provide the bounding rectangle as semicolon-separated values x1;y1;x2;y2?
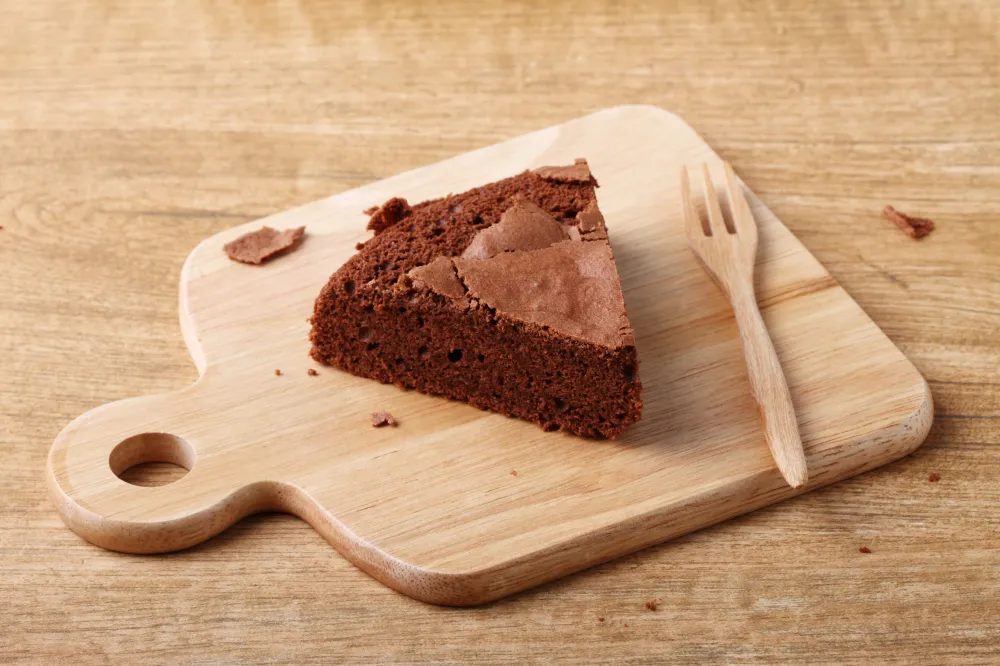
47;106;932;606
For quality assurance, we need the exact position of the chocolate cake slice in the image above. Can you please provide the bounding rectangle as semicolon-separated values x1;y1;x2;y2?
310;159;642;438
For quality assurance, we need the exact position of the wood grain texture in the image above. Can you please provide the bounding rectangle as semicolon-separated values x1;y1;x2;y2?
46;107;930;605
2;0;999;662
682;162;809;488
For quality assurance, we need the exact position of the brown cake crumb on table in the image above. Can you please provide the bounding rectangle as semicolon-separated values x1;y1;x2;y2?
310;159;643;439
883;205;935;239
859;546;872;554
274;369;282;376
645;599;658;611
371;411;397;428
929;472;941;482
224;226;306;264
307;368;319;376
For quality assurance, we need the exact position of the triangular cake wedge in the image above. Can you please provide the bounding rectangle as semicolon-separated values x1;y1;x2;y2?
310;160;642;438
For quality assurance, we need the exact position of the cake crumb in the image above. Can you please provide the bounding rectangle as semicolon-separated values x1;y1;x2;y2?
598;617;604;623
624;623;629;628
929;472;940;482
859;546;872;554
510;470;518;477
645;599;658;611
883;205;935;239
366;197;412;234
224;226;306;264
307;368;319;376
355;242;366;251
274;369;282;376
371;411;397;428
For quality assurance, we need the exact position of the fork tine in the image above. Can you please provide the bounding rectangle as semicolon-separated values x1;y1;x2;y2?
723;161;755;236
700;164;728;237
679;166;704;238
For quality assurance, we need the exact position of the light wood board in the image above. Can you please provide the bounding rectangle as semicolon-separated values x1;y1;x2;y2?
46;106;932;606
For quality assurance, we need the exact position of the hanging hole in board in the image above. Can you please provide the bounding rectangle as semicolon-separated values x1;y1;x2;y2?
109;433;195;487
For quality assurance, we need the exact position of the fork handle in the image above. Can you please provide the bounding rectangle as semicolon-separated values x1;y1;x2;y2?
729;284;809;488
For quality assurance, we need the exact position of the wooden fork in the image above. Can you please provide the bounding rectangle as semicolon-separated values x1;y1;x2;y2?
680;162;808;488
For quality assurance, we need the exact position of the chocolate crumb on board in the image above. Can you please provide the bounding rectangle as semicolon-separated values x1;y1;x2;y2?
510;470;517;477
645;599;658;611
366;197;412;234
224;226;306;265
274;369;282;376
859;546;872;554
371;411;397;428
883;205;935;239
598;618;605;623
307;368;319;376
929;472;941;482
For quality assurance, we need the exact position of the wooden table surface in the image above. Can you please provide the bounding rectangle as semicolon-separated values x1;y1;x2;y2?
2;1;998;663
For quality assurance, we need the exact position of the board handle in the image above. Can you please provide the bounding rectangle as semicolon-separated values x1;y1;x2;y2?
46;387;276;554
